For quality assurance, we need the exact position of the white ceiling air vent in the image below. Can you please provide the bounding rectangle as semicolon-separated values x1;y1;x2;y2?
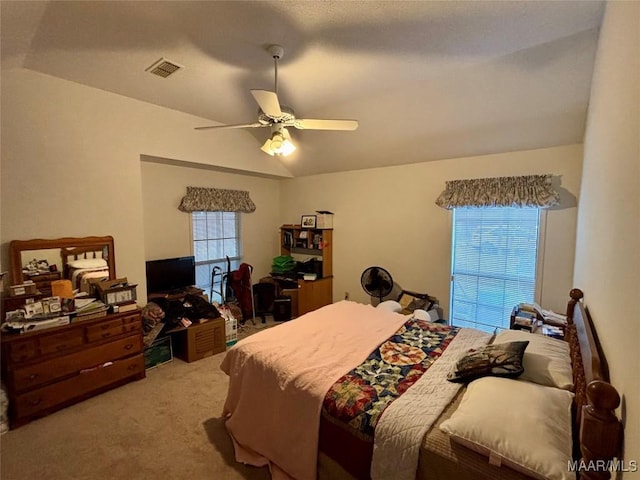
146;58;183;78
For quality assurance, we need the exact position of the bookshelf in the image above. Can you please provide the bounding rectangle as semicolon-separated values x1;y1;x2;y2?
279;225;333;316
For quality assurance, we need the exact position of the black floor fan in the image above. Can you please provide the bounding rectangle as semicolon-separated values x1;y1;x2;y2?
360;266;394;303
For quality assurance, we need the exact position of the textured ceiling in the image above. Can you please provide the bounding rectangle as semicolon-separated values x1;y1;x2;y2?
1;0;605;177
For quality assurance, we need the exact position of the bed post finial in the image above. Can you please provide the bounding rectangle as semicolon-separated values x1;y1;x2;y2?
579;380;623;480
567;288;584;323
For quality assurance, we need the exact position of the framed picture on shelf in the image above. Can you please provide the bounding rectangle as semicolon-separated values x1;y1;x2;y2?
301;215;317;228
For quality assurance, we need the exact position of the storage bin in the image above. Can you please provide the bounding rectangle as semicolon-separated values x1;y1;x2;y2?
273;296;292;322
315;211;333;229
144;336;173;370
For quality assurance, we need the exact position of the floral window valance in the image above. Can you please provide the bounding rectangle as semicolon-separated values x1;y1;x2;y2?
435;174;559;209
178;187;256;213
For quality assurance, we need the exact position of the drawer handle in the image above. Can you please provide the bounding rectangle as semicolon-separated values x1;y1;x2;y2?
28;374;39;381
127;364;138;372
124;343;134;350
101;332;112;338
29;398;42;406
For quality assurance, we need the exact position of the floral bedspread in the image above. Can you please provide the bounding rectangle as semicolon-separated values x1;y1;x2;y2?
322;319;460;438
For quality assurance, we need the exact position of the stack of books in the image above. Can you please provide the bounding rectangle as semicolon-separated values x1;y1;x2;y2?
74;299;108;321
542;325;564;339
513;310;537;331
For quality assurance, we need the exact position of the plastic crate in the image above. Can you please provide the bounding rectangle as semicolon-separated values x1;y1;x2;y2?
144;335;173;370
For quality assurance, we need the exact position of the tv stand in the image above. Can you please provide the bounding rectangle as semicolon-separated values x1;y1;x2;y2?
148;286;205;302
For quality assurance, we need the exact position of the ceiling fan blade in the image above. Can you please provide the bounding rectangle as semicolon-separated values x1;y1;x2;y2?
293;119;359;131
195;122;266;131
250;90;282;118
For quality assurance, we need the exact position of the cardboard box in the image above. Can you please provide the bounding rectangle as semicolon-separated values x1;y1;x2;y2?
169;318;226;363
315;210;333;229
9;281;37;296
96;278;138;305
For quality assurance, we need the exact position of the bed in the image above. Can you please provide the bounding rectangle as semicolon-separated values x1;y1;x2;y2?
220;289;623;480
61;243;112;292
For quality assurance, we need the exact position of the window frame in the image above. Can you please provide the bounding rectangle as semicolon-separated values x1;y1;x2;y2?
448;206;547;333
190;211;242;302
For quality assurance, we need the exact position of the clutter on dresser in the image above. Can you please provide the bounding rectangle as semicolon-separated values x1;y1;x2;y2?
2;278;140;334
8;281;37;297
95;277;138;306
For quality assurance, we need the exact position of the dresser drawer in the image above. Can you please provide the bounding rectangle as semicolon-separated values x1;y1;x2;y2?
122;314;141;334
14;353;145;420
85;317;125;342
11;335;143;392
7;339;38;362
39;329;84;356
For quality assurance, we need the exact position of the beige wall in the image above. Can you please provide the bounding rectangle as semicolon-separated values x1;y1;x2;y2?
140;160;281;286
0;68;290;302
279;144;583;317
575;0;640;468
1;6;636;467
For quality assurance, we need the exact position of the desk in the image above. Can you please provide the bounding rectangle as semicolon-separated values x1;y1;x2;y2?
270;276;333;317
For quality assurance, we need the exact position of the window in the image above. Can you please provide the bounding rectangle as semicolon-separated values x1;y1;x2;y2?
192;211;241;303
450;207;540;333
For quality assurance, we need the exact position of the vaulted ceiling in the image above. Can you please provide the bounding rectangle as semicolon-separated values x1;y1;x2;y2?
1;1;605;176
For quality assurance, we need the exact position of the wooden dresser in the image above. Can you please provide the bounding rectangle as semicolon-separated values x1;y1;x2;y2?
1;310;145;428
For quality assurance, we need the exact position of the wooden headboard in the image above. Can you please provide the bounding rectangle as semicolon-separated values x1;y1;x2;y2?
566;289;623;480
61;243;112;279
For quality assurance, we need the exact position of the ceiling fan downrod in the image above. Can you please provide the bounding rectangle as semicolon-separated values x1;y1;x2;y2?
267;44;284;96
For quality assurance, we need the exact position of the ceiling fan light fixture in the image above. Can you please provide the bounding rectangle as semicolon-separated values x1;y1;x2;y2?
260;138;275;156
261;127;296;157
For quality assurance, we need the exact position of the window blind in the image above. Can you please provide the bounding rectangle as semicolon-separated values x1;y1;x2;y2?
192;211;241;302
450;207;540;333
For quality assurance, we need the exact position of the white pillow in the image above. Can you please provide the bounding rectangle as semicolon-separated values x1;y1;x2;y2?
67;258;108;269
376;300;402;313
440;376;574;480
493;329;573;390
412;309;440;322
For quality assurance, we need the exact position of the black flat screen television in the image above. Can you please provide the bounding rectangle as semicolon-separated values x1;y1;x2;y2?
145;256;196;294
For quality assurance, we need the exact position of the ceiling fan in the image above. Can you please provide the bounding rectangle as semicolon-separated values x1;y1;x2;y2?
195;44;359;156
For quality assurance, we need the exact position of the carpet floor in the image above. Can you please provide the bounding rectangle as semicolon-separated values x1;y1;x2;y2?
0;318;282;480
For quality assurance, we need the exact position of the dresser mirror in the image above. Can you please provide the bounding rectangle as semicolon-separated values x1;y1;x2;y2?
9;236;116;286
